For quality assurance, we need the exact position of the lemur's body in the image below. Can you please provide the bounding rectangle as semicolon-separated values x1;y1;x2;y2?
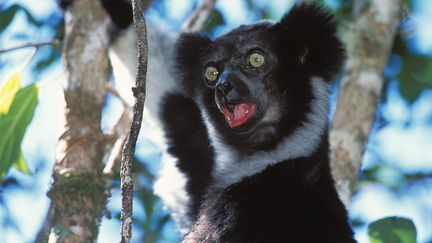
60;1;356;242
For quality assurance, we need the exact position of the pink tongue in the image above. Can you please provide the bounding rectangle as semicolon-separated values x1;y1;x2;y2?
222;103;255;128
233;103;249;120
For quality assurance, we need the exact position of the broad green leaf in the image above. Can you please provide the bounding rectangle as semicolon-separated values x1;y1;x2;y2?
368;217;417;243
0;84;38;181
12;151;30;175
0;116;15;179
0;72;21;114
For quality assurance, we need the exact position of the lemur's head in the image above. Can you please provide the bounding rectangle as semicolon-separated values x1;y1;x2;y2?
175;3;344;152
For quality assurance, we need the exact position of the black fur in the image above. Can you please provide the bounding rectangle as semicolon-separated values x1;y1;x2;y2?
100;0;133;29
270;3;345;80
159;93;214;221
168;2;355;242
174;3;345;153
175;33;213;98
183;133;355;243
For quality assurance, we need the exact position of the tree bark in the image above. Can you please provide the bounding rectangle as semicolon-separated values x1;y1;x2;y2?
330;0;404;206
44;0;111;242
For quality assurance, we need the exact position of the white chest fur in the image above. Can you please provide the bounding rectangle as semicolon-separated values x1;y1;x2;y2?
203;77;330;188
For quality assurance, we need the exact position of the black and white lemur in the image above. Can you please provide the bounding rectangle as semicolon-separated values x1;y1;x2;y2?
60;0;356;242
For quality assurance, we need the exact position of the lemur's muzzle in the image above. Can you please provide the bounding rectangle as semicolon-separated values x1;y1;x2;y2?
215;70;256;128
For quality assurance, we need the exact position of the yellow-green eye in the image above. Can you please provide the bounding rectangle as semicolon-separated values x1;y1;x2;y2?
249;52;265;67
204;66;219;83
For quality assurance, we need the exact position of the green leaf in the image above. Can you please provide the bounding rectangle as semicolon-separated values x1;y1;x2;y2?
0;4;20;34
22;8;44;27
393;35;432;103
404;0;412;7
0;84;38;181
0;116;15;179
204;9;226;33
0;72;21;114
35;47;61;71
398;56;432;103
368;217;417;243
12;151;30;174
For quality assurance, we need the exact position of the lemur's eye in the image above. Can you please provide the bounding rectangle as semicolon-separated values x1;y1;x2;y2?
249;52;265;67
204;66;219;84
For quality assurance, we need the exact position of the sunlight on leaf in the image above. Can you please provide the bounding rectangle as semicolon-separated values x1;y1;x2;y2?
12;151;31;175
0;83;38;181
0;72;21;114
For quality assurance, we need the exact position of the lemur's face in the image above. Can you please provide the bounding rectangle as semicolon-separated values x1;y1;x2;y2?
175;5;344;151
197;24;289;149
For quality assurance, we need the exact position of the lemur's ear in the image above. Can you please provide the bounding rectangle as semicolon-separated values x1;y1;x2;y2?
175;32;212;96
270;3;345;80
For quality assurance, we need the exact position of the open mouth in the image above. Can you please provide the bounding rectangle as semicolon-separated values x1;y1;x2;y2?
222;103;256;128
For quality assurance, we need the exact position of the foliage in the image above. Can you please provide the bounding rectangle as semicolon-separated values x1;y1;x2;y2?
393;34;432;103
0;2;63;77
203;8;225;34
0;4;43;34
0;1;62;183
368;217;417;243
0;72;38;181
138;159;171;241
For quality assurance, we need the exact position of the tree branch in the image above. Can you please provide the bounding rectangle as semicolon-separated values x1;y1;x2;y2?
120;0;148;242
103;84;132;176
43;0;112;242
181;0;217;32
330;0;404;206
0;40;62;54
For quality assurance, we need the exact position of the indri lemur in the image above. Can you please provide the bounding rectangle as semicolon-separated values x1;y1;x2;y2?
60;0;356;242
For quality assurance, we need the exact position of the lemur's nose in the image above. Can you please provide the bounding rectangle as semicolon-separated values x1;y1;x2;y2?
217;81;234;96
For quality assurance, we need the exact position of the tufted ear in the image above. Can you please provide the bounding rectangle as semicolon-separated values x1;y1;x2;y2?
174;32;212;97
270;3;345;81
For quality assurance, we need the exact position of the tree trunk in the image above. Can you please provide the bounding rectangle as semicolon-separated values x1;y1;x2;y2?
44;0;111;242
330;0;404;206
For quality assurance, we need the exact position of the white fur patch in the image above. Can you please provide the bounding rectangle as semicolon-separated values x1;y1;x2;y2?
110;24;192;232
109;23;179;148
205;77;330;188
153;153;192;234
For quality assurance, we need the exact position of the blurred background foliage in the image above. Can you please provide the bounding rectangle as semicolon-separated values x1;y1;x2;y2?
0;0;431;242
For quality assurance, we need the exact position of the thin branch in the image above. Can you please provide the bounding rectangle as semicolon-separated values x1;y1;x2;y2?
0;40;62;54
330;0;404;206
181;0;217;32
105;83;133;137
103;111;131;176
120;0;148;242
103;84;132;176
